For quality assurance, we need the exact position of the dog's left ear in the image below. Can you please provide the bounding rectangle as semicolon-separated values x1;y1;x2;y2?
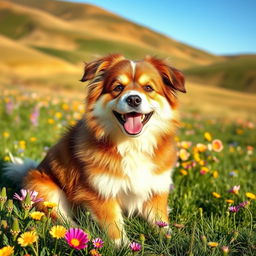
145;56;186;93
80;54;125;82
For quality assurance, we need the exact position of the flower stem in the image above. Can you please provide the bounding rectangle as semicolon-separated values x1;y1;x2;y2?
54;239;58;254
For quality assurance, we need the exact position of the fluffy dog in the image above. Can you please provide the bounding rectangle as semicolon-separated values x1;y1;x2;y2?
5;54;186;245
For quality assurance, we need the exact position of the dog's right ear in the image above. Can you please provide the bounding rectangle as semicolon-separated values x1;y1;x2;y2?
80;54;125;82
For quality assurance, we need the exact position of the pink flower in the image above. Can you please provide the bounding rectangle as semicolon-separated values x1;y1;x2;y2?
228;206;240;213
238;201;249;208
129;242;142;252
65;228;89;250
229;185;240;194
13;189;42;204
92;238;104;249
155;221;168;228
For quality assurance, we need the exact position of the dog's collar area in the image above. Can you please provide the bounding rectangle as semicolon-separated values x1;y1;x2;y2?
113;111;153;135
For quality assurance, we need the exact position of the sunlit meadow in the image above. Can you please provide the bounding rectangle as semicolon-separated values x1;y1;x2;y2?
0;89;255;256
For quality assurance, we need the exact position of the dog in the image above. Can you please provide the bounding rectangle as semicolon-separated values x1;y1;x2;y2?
5;54;186;246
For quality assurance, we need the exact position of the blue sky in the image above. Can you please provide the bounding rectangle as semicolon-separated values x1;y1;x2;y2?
66;0;256;55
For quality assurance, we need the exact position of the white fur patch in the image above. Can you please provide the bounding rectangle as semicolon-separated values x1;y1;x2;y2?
130;60;136;78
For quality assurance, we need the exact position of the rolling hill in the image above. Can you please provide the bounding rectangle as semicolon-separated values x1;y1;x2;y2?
0;0;255;93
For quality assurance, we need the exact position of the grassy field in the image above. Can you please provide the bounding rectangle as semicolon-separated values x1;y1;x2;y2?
0;88;255;256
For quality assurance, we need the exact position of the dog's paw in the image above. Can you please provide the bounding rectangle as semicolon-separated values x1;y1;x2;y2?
114;236;130;247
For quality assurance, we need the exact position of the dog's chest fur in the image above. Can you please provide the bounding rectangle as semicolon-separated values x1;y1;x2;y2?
91;138;173;214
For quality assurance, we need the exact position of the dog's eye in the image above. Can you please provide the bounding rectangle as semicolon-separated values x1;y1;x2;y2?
143;85;154;92
113;84;124;92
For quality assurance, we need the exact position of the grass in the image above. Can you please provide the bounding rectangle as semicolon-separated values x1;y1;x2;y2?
0;88;255;255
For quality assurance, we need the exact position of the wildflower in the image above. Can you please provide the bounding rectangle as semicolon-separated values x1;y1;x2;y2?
47;118;54;124
221;246;229;254
196;143;207;152
65;228;89;250
30;211;45;221
50;225;67;239
1;220;8;229
0;187;7;210
238;201;250;208
245;192;256;200
89;249;101;256
2;131;10;138
13;189;42;204
225;199;234;204
228;206;240;213
4;156;10;162
129;242;142;252
179;149;190;161
92;238;104;249
156;221;168;228
180;141;192;149
229;185;240;195
30;107;40;127
208;242;219;247
200;167;209;175
165;233;171;239
193;152;201;162
43;202;57;209
6;199;13;213
212;139;223;152
17;231;38;247
180;169;188;175
0;246;14;256
30;137;37;142
5;98;14;115
212;171;219;178
229;171;238;177
204;132;212;141
139;234;146;242
55;112;62;119
212;192;221;198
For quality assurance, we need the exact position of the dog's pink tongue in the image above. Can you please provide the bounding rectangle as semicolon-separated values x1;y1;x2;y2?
124;113;143;134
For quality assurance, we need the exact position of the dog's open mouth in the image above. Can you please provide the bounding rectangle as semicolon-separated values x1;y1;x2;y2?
113;111;153;135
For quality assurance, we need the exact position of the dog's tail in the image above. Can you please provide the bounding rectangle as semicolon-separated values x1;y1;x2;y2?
3;152;38;185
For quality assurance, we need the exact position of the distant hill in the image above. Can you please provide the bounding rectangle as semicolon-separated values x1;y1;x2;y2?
0;0;255;93
185;55;256;93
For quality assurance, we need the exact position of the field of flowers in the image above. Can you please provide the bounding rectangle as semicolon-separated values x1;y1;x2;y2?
0;88;255;256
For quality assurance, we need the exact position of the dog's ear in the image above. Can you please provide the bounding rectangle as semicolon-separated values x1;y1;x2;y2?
80;54;125;82
145;56;186;93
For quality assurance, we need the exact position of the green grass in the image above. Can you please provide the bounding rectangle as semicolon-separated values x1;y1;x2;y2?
185;56;256;93
0;88;256;255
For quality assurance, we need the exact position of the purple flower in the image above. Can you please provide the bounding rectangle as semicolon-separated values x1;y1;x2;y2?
92;238;104;248
156;221;168;228
129;242;142;252
238;201;249;208
30;106;40;127
13;189;43;204
228;206;240;213
65;228;89;250
6;99;14;115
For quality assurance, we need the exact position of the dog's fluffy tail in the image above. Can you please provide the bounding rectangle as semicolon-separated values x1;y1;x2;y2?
3;152;38;185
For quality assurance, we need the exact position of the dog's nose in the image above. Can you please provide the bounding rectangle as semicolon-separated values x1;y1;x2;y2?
126;95;142;107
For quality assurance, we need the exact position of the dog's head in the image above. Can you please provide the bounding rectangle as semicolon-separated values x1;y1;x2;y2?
81;54;185;141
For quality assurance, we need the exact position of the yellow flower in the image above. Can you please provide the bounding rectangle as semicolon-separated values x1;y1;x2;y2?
212;192;221;198
50;225;67;239
30;211;45;221
246;192;256;200
225;199;234;204
180;141;192;149
30;137;37;142
43;201;57;208
2;132;10;138
180;169;188;176
55;112;62;119
196;143;207;152
47;118;54;124
179;149;190;161
4;156;10;162
17;231;38;247
193;153;201;162
208;242;219;247
212;171;219;178
204;132;212;142
62;103;69;110
19;141;26;150
0;246;14;256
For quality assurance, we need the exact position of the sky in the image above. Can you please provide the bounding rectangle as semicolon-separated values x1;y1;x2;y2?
66;0;256;56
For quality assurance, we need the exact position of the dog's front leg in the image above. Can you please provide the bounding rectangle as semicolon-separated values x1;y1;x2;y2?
86;197;128;246
142;192;169;226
